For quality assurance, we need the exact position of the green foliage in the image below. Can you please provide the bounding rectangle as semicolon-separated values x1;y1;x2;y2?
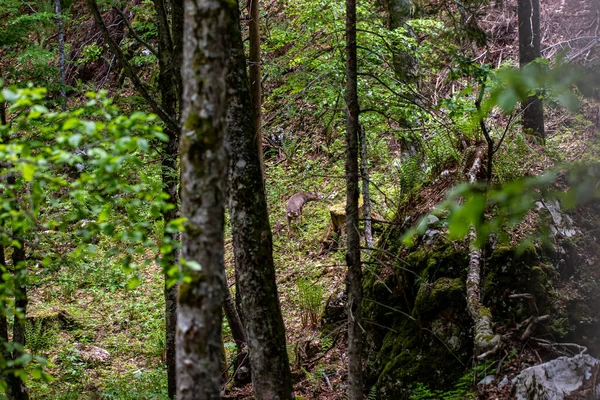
75;43;104;66
410;362;495;400
25;319;59;354
0;84;178;388
295;278;324;326
404;163;600;247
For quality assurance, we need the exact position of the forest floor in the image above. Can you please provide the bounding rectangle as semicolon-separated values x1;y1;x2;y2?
19;97;600;399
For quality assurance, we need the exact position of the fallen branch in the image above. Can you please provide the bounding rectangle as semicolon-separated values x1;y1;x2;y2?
465;149;502;357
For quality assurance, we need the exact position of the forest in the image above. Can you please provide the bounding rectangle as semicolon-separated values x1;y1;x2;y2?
0;0;599;398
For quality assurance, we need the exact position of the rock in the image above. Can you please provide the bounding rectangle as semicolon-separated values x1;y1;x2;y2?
321;291;346;336
426;215;440;226
478;375;495;385
539;200;577;238
498;375;510;388
511;354;600;399
424;229;441;245
74;344;111;364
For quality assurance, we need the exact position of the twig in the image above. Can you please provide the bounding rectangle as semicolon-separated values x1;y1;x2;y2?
112;5;159;57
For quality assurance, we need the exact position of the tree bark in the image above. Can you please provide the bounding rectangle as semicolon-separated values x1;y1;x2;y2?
223;285;247;353
517;0;545;140
345;0;364;397
358;125;373;249
55;0;66;110
171;0;184;103
386;0;415;83
177;0;231;398
226;2;294;398
248;0;264;180
8;234;28;400
152;1;183;397
0;242;27;400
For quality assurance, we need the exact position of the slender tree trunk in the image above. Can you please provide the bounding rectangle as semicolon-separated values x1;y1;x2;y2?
7;235;28;400
177;0;231;398
152;1;182;397
171;0;184;104
358;125;373;249
345;0;363;397
518;0;544;140
223;286;246;353
55;0;67;110
226;1;294;398
248;0;264;179
0;243;26;400
161;133;179;400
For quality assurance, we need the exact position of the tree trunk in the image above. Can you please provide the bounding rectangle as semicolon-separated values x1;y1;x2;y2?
345;0;364;397
518;0;544;140
0;243;27;400
8;236;29;400
152;1;182;397
226;1;294;398
177;0;231;398
223;285;247;353
171;0;184;104
386;0;415;83
358;125;373;249
55;0;66;110
248;0;264;180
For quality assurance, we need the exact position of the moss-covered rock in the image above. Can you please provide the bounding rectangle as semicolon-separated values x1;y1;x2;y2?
482;244;554;321
363;238;561;399
413;277;465;321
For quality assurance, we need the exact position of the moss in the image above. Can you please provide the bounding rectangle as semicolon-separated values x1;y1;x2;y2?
413;277;465;320
370;317;468;399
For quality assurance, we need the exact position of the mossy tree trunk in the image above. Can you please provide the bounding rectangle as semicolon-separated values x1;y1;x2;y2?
518;0;545;140
226;1;294;397
177;0;231;397
345;0;364;397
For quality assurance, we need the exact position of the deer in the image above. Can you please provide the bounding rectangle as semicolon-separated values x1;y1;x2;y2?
286;191;323;236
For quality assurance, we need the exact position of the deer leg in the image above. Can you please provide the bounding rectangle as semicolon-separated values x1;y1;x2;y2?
287;216;292;238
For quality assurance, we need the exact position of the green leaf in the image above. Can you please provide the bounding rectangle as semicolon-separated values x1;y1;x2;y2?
128;276;141;289
22;163;36;182
62;118;79;131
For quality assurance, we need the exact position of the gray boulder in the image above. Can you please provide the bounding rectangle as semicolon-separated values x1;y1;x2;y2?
511;354;599;399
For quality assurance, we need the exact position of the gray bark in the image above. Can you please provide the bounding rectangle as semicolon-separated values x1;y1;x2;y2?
386;0;416;83
248;0;264;180
518;0;545;139
358;125;373;249
345;0;364;397
177;0;231;398
226;1;294;398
